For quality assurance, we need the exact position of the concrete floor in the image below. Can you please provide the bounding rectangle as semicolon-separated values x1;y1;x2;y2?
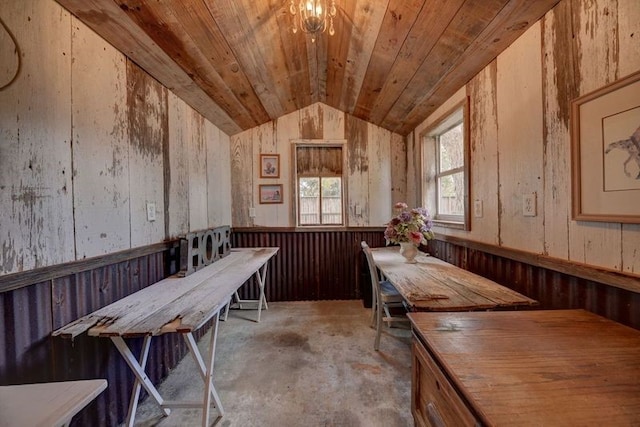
129;300;413;427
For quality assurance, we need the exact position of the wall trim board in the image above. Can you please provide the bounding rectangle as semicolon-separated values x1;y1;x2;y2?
231;226;386;233
433;234;640;294
0;240;179;294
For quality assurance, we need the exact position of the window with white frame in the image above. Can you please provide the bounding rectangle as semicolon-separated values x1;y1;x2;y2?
294;142;345;226
423;100;470;229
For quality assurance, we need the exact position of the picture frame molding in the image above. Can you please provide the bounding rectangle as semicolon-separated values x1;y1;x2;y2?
259;184;283;204
260;153;280;179
570;70;640;224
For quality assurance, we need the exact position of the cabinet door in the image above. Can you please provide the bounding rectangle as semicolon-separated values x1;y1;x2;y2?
412;341;479;427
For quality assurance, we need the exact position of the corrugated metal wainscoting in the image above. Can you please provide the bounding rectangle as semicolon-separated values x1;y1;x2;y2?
0;249;211;427
231;228;387;303
428;239;640;330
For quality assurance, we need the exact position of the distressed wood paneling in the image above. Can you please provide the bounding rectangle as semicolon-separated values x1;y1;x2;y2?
496;22;544;252
0;0;74;274
276;110;300;226
166;92;190;239
413;0;638;282
188;110;208;231
346;115;369;226
56;0;562;137
205;0;291;120
384;0;509;131
467;62;499;245
299;103;323;139
390;132;407;205
369;0;465;126
72;17;130;258
541;1;576;259
206;122;232;228
55;0;241;135
126;60;167;247
367;123;392;226
230;128;254;227
254;121;279;227
335;0;388;114
617;0;640;275
398;0;560;135
321;103;345;140
568;0;622;270
354;0;424;119
405;131;420;209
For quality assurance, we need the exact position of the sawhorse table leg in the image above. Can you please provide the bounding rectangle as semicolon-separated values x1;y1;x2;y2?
224;263;270;322
111;310;225;426
111;336;169;427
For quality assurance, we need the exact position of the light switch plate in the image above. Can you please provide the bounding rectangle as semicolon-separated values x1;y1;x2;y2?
249;207;256;218
146;202;156;222
473;199;483;218
523;193;536;217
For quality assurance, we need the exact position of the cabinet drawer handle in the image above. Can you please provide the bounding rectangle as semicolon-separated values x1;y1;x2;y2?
426;402;445;427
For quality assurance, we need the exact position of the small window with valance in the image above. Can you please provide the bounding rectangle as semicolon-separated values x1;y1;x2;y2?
294;142;346;226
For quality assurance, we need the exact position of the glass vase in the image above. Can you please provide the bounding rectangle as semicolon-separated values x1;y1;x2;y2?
399;242;418;263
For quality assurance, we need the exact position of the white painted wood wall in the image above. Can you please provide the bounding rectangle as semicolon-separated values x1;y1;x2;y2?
0;0;232;275
414;0;640;276
230;102;407;227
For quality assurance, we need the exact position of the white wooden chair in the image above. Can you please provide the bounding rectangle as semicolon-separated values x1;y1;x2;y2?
361;241;409;351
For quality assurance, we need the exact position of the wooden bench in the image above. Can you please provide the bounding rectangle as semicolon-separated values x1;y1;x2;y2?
0;379;107;427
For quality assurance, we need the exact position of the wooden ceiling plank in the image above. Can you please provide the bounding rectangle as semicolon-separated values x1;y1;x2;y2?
337;0;389;114
326;0;358;110
115;0;261;130
353;0;425;120
396;0;562;135
367;0;465;125
168;0;272;123
381;0;509;130
205;0;294;120
56;0;242;135
267;0;314;111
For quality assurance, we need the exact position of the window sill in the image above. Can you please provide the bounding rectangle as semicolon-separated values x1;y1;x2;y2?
433;219;467;230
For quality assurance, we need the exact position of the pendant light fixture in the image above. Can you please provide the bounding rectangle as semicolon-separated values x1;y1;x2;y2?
289;0;337;42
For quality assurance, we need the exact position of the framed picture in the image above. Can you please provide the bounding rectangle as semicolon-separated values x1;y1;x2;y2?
571;70;640;223
259;184;283;204
260;154;280;178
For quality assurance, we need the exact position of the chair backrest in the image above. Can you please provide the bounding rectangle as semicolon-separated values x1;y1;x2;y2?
361;241;381;291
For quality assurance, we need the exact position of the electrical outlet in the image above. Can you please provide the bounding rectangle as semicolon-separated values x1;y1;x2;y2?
522;193;536;217
473;199;483;218
249;207;256;218
146;202;156;222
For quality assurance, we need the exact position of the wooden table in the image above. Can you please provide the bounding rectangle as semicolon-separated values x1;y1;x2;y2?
408;309;640;426
0;379;107;427
53;247;278;427
370;247;536;311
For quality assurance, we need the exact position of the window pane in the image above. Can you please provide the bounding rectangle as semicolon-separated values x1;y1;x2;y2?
321;177;342;224
299;177;319;225
437;172;464;216
438;123;463;172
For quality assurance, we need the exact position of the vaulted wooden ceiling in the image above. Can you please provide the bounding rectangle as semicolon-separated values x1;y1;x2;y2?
56;0;561;136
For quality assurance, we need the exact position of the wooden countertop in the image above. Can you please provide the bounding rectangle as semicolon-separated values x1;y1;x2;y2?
409;309;640;425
